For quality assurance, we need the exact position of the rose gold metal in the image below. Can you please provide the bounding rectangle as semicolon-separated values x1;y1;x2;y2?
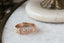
15;22;37;34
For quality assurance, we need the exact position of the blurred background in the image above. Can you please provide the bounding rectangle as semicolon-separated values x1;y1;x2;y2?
0;0;27;20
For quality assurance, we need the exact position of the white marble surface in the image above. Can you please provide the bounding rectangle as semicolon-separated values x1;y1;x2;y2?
26;1;64;23
2;1;64;43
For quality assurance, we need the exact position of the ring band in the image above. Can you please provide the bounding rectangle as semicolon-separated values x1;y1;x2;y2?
15;23;37;34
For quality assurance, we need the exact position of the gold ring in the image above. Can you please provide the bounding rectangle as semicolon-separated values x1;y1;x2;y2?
15;22;37;34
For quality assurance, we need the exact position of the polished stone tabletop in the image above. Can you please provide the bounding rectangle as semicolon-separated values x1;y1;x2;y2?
2;0;64;43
